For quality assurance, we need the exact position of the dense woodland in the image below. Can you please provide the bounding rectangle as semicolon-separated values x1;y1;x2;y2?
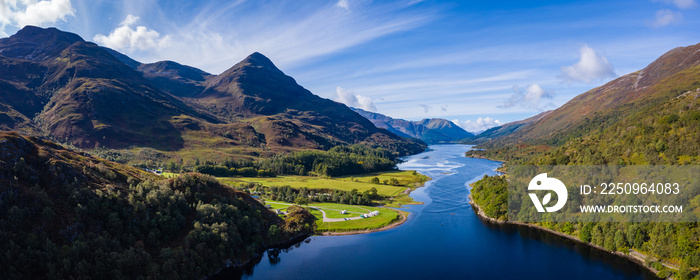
237;183;380;206
468;90;700;279
0;133;315;280
191;145;398;178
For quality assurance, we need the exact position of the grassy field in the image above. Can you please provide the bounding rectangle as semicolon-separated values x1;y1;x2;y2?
217;170;426;197
315;208;401;232
263;200;402;232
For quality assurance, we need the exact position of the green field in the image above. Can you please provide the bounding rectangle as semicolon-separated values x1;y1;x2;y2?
263;201;402;232
315;208;401;232
218;170;426;197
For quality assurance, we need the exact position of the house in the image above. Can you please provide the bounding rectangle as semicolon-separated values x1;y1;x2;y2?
265;204;273;209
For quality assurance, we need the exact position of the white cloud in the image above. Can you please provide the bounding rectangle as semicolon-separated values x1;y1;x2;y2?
649;9;683;27
93;14;169;51
0;0;74;33
652;0;696;9
336;0;350;9
336;86;377;111
121;14;139;26
560;44;616;83
498;83;555;110
452;117;502;133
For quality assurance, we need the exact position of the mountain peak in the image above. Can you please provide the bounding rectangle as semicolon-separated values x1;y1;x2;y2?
0;25;85;61
12;25;84;45
239;52;279;71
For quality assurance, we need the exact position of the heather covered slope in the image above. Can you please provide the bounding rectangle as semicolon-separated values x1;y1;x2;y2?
480;42;700;148
0;131;312;279
0;26;216;150
0;26;424;160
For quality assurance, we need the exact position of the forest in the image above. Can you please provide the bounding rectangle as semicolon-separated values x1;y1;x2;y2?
468;89;700;279
236;182;380;206
0;132;316;280
191;144;398;178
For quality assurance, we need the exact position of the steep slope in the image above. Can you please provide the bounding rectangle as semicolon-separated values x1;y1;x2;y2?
189;52;424;154
0;26;219;150
0;131;311;279
468;43;700;274
352;108;474;143
483;42;700;147
137;60;211;98
0;26;423;159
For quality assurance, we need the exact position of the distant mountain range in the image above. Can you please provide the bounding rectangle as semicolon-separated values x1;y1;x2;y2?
0;26;425;161
352;108;474;143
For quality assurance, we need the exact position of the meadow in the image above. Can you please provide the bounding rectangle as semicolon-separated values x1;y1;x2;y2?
217;170;427;197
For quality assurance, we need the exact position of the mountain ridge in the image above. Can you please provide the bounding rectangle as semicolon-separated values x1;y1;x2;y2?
0;26;425;162
352;108;474;143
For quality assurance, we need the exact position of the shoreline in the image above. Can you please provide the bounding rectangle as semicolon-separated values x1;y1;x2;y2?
467;193;663;278
318;209;408;236
316;171;430;236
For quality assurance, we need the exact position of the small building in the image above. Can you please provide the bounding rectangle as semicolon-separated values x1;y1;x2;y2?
340;210;347;214
265;204;272;209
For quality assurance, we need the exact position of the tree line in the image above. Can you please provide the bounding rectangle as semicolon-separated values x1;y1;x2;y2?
236;182;380;206
191;144;398;178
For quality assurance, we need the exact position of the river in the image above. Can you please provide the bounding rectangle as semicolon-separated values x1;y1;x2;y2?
214;144;656;280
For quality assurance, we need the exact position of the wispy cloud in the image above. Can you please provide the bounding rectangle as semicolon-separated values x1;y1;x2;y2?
123;1;433;73
336;86;377;112
652;0;696;9
93;14;169;52
649;9;683;27
418;104;432;113
452;117;502;133
498;84;555;111
559;44;616;83
336;0;350;10
0;0;75;35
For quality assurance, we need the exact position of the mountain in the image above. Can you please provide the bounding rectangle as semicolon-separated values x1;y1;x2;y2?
469;110;551;144
352;108;474;143
480;42;700;148
0;131;311;279
0;26;216;150
468;42;700;273
0;26;424;162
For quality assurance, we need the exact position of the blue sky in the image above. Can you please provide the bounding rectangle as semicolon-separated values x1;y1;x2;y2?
1;0;699;132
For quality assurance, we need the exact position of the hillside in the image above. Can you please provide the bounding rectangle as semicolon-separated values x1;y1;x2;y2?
479;42;700;148
0;131;313;279
352;108;474;143
0;26;424;165
468;42;700;277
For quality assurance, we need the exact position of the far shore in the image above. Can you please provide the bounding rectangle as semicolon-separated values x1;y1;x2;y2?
467;193;665;278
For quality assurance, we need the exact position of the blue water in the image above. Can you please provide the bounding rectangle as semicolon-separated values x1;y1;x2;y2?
216;144;655;280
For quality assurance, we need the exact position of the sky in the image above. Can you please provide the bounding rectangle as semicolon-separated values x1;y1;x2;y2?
1;0;699;133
